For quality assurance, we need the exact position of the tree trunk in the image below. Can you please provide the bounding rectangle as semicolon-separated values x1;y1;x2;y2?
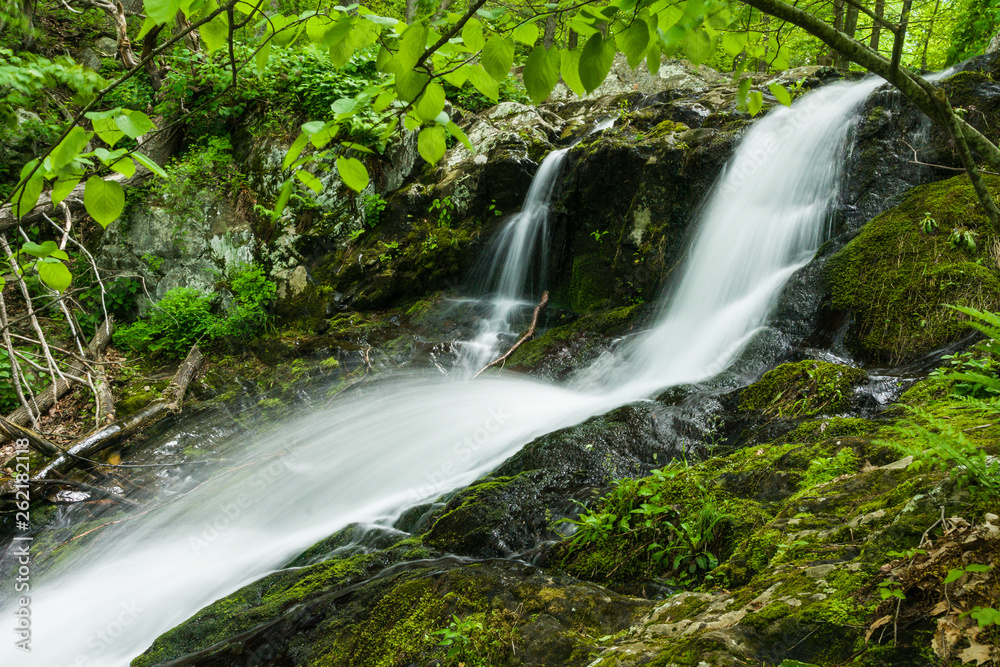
870;0;885;53
833;0;845;67
920;0;942;70
544;13;557;48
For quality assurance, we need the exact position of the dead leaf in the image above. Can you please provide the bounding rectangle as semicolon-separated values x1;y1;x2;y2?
958;642;997;666
930;600;950;616
865;615;893;642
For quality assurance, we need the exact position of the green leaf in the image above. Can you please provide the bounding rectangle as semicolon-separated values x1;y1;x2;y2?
21;241;57;258
110;156;136;178
310;122;339;148
482;36;515;81
682;30;713;66
363;14;398;27
465;65;498;101
115;110;154;140
83;176;125;228
373;90;396;112
397;23;429;71
522;45;559;104
133;152;169;178
943;569;965;584
722;31;747;56
296;169;323;193
964;564;992;573
737;76;751;110
415;82;446;123
396;69;430;103
513;22;539;46
37;260;72;293
51;174;82;208
417;126;447;164
200;9;229;53
616;18;650;69
769;82;792;107
255;39;272;78
11;173;43;219
561;48;586;97
51;127;91;171
144;0;183;25
447;122;474;152
579;34;615;93
747;90;764;116
283;133;310;171
270;179;294;221
92;115;125;148
336;156;369;192
646;43;662;76
462;17;485;51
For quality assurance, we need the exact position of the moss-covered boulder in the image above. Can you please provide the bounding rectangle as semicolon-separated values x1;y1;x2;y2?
739;360;868;418
829;174;1000;364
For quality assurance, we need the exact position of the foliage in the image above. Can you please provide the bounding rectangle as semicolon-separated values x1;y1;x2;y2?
0;348;44;414
76;277;143;336
114;264;275;358
430;614;482;661
361;191;387;227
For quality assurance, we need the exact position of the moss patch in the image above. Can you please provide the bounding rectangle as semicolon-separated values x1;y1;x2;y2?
829;174;1000;363
739;360;867;417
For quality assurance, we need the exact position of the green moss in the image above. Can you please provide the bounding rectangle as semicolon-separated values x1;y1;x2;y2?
647;119;689;139
829;174;1000;363
567;254;614;313
739;360;867;417
346;579;448;667
509;304;639;369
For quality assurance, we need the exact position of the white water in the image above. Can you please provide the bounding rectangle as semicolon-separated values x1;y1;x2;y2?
1;77;884;667
458;147;570;372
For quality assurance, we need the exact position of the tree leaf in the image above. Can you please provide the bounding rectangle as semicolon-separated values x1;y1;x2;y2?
417;125;447;164
737;76;752;110
336;156;369;192
51;127;91;171
296;170;323;193
513;21;539;46
115;110;154;139
11;173;43;219
943;569;965;584
464;65;498;101
560;48;586;97
200;10;229;53
133;152;168;178
682;30;713;66
722;31;747;56
769;82;792;107
255;39;272;78
482;36;515;81
447;121;474;152
83;176;125;228
283;133;310;171
747;90;764;116
92;115;124;148
20;241;57;258
616;18;650;69
415;82;446;123
462;17;485;51
523;45;559;104
579;33;615;93
396;69;430;103
272;179;294;220
110;156;136;178
144;0;183;25
51;174;83;208
397;23;428;71
37;260;72;293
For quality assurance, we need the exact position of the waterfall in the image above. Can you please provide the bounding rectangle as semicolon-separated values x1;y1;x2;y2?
458;147;570;372
0;76;889;667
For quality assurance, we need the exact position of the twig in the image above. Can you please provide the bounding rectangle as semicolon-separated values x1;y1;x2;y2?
473;291;549;379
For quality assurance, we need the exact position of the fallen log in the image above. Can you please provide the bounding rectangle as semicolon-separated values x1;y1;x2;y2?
0;418;61;456
0;173;147;234
33;344;203;480
0;318;115;446
472;291;548;379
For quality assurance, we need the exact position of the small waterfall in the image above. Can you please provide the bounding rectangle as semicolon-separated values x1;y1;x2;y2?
0;76;901;667
458;147;569;372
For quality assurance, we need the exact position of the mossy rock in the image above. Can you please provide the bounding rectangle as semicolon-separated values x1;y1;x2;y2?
829;174;1000;364
739;360;867;417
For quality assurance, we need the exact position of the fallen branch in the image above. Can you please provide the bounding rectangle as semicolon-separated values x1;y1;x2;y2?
0;418;61;456
33;345;204;480
0;318;115;445
472;291;548;379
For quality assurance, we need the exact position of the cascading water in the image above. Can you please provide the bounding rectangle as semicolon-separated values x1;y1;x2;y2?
0;75;894;666
458;147;569;372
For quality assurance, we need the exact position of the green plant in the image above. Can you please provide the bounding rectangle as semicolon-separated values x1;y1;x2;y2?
213;263;276;341
114;286;216;358
0;348;43;414
430;614;483;661
361;191;387;228
965;606;1000;628
920;212;938;234
877;580;906;601
949;225;979;251
429;196;453;228
486;200;503;218
590;229;610;243
378;241;400;263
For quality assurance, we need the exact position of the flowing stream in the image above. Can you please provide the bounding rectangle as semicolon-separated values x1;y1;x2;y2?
1;76;886;666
